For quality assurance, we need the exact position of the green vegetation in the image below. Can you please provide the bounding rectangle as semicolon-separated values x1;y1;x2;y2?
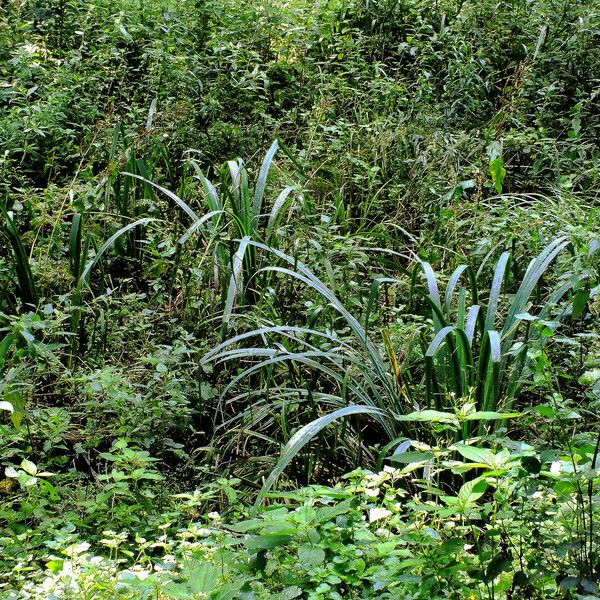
1;0;599;597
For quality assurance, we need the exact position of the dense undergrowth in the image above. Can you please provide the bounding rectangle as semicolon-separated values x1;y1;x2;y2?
0;0;599;597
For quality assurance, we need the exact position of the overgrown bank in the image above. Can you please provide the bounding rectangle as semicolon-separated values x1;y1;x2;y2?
0;0;599;597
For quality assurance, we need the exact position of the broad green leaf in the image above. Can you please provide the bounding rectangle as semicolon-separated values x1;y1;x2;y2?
45;560;64;574
455;444;496;466
246;534;292;550
5;466;19;478
186;561;220;594
572;288;589;319
457;477;488;506
298;544;326;566
521;456;542;474
486;553;512;580
489;157;506;193
225;518;263;533
277;586;303;600
20;458;37;476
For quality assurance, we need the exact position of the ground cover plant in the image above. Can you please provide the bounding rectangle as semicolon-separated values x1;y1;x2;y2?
0;0;599;598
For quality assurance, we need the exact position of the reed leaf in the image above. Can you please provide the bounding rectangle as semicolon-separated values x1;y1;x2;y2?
255;405;384;507
0;205;38;308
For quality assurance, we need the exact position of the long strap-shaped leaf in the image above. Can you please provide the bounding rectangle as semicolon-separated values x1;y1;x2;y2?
257;264;386;377
78;218;156;286
221;236;251;337
178;210;224;245
122;173;199;223
255;404;384;508
502;237;568;347
0;205;38;307
465;305;481;344
252;140;279;230
484;251;510;332
202;325;349;363
425;326;474;406
265;185;301;243
69;213;83;279
215;240;392;406
420;261;443;332
476;329;502;413
188;163;223;213
227;159;243;215
219;351;380;415
445;264;468;318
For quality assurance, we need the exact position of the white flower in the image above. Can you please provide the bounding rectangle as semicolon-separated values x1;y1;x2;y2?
550;461;562;475
64;542;90;557
369;508;392;523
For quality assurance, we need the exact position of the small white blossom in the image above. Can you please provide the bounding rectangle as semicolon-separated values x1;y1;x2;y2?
369;508;392;522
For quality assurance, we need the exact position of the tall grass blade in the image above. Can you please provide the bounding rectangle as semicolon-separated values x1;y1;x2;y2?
476;329;501;413
221;236;251;336
445;265;468;317
69;212;83;279
0;205;38;307
79;218;156;286
252;140;279;229
122;173;199;223
484;251;510;331
178;210;224;245
266;185;301;243
255;404;384;507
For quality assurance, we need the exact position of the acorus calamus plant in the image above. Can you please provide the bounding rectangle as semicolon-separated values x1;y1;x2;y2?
203;237;579;501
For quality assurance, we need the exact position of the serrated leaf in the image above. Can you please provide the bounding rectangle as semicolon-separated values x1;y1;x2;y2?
298;544;326;566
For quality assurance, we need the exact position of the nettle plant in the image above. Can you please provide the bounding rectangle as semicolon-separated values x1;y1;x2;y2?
202;237;582;499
